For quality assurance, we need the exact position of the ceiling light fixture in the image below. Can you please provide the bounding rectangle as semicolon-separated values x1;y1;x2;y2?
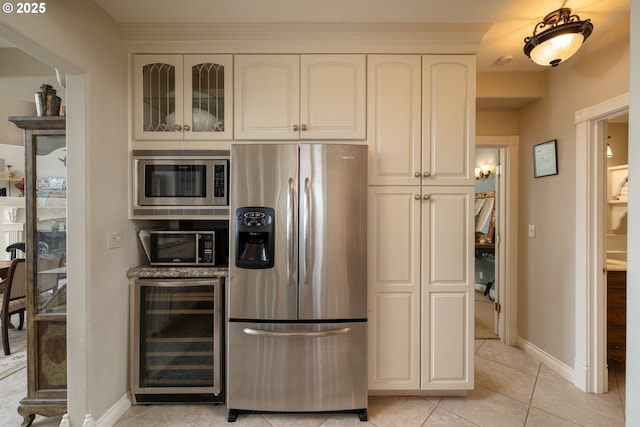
523;8;593;67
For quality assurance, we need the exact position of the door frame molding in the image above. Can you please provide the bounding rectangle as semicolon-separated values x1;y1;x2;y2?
476;136;519;345
574;93;628;393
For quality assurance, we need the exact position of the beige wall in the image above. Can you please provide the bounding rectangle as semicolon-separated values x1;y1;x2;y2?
0;48;63;146
606;121;629;167
476;111;518;136
517;20;630;366
0;95;34;146
0;1;134;425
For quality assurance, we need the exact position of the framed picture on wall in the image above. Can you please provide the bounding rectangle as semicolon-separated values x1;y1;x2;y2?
533;139;558;178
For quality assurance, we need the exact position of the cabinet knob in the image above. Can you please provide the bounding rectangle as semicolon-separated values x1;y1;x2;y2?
423;194;431;200
173;125;182;131
301;124;308;131
414;194;421;200
423;171;431;178
414;172;421;178
293;124;299;132
183;125;191;131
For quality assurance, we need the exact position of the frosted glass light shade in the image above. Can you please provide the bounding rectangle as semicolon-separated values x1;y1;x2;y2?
530;33;584;66
523;8;593;67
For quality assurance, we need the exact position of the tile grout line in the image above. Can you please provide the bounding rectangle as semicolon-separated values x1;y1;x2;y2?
521;360;542;426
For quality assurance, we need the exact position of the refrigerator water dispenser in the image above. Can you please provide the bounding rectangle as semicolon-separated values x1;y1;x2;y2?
235;207;275;269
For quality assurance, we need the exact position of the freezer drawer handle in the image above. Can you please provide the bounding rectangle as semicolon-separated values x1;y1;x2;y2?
242;327;352;338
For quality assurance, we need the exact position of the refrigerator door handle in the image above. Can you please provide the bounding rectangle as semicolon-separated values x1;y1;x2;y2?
303;177;312;286
288;177;296;286
242;327;352;338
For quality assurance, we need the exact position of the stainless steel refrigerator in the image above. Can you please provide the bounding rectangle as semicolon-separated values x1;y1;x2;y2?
227;143;368;422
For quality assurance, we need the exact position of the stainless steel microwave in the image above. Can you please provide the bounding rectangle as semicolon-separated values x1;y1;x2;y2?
149;230;215;266
133;150;228;209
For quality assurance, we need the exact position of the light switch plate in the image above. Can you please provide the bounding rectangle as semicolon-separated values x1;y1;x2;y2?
528;224;536;238
108;231;123;249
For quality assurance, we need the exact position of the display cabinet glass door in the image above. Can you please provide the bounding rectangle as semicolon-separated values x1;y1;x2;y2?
134;54;232;140
133;278;222;401
35;134;67;315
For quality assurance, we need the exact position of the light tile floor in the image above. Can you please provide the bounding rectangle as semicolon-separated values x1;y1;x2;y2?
1;340;626;426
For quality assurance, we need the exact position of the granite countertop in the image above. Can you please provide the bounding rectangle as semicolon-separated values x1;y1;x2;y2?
127;264;228;279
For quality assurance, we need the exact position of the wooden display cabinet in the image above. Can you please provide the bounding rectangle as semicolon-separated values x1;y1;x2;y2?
9;116;67;426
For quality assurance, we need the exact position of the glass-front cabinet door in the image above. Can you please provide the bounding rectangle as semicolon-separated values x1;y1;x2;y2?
9;116;67;426
35;133;67;314
134;54;232;141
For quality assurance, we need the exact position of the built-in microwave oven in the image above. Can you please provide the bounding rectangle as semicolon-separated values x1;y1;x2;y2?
148;230;215;266
132;150;229;211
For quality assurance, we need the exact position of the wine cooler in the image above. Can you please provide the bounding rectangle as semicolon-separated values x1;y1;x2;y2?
131;277;223;403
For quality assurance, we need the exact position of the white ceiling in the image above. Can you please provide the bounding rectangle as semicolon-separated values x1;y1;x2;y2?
93;0;630;72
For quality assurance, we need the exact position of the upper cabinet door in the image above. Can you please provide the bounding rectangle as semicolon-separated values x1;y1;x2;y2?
234;55;300;140
422;56;475;186
367;55;422;186
134;55;184;140
234;54;366;140
133;54;232;141
300;55;366;140
183;55;233;140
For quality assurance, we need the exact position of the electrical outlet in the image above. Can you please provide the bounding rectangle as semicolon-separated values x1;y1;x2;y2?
107;231;123;249
528;224;536;238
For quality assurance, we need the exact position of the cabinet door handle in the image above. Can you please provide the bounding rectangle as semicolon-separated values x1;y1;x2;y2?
301;124;308;131
293;124;299;132
414;171;421;178
423;171;431;177
173;125;182;131
423;194;431;200
414;194;421;200
183;125;191;131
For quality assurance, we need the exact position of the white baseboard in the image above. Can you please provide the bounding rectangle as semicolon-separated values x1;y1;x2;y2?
516;336;579;389
96;393;132;427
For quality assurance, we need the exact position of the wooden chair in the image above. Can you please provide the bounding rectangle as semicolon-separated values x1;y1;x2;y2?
0;258;27;355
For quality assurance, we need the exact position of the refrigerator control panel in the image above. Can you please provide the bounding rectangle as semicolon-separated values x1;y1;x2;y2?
239;211;271;227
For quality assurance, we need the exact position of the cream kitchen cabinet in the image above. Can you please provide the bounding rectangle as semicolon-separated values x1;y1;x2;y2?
368;55;475;186
133;54;233;140
234;54;366;140
367;185;474;391
367;54;475;392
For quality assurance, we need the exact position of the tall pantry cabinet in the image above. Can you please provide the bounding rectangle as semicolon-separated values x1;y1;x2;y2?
367;55;475;391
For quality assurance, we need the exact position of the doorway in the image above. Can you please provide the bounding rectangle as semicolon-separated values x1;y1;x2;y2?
474;147;499;339
603;113;628;400
475;136;519;345
574;93;628;393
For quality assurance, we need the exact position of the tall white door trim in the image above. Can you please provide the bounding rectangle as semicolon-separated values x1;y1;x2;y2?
574;93;629;393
